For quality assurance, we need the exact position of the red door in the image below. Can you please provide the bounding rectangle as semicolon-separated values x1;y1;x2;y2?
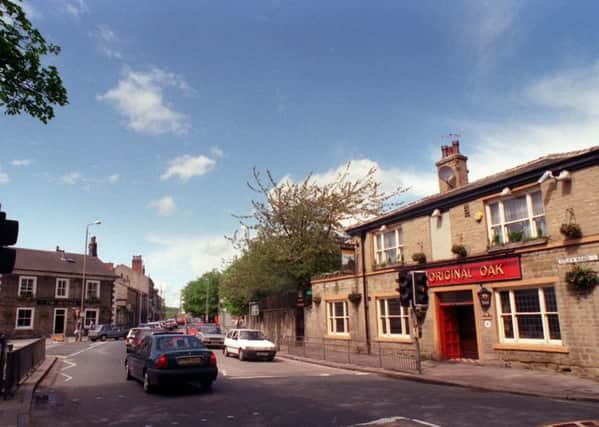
440;306;461;359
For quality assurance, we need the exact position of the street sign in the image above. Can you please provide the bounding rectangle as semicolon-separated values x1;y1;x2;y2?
558;254;598;265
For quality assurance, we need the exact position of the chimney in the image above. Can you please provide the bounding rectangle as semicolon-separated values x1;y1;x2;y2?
56;245;60;251
435;139;469;193
132;255;143;273
88;236;98;257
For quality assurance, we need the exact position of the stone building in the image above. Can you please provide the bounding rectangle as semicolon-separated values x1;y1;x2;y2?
113;255;161;327
306;143;599;379
0;240;116;338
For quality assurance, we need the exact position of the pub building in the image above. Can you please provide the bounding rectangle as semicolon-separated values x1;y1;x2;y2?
305;142;599;379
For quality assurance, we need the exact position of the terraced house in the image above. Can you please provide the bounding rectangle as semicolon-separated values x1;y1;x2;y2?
0;239;116;339
306;142;599;379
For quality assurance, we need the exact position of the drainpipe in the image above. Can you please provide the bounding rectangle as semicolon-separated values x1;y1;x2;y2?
360;231;371;353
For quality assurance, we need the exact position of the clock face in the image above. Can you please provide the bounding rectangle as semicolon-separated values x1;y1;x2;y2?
438;166;456;187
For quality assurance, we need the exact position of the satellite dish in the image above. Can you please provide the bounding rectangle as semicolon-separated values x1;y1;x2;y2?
438;166;456;188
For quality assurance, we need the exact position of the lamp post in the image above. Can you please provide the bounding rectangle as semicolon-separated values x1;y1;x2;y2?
78;220;101;342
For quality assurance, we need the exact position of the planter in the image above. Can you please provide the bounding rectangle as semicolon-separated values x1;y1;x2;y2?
313;296;322;305
451;244;467;259
348;292;362;305
411;252;427;264
487;237;548;253
565;265;598;295
560;223;582;239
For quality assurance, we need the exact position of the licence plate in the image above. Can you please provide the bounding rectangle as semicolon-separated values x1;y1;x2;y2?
256;352;269;356
177;357;203;366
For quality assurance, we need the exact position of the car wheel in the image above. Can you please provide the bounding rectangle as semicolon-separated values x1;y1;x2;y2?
267;355;275;362
200;380;213;392
90;338;96;342
222;346;228;357
100;335;107;342
239;349;245;361
125;362;133;381
143;371;154;393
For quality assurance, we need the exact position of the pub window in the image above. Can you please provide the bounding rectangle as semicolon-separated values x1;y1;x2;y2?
15;308;35;329
18;276;37;297
495;287;561;345
56;278;69;298
327;301;349;335
374;227;404;265
486;189;546;245
377;298;410;337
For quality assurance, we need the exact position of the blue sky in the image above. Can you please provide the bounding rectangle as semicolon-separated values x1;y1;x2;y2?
2;0;599;306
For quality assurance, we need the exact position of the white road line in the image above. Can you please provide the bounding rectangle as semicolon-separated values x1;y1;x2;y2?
411;419;442;427
61;359;76;371
60;372;72;382
351;416;441;427
61;342;105;359
229;375;281;380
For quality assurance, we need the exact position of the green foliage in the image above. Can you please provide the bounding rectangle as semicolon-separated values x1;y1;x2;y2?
565;265;598;295
411;252;427;264
0;0;68;122
560;223;582;239
221;164;406;312
181;270;221;318
451;244;467;258
164;306;179;319
508;230;524;242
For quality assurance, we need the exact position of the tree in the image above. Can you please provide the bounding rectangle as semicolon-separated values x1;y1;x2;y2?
1;0;68;123
181;270;221;320
220;163;406;310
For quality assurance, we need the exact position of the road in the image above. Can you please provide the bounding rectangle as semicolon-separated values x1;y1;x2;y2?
28;340;599;427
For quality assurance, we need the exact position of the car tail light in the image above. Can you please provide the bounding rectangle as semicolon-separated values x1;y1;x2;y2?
156;355;168;369
209;353;217;367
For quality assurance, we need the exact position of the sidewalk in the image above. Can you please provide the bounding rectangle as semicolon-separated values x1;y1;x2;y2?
278;353;599;402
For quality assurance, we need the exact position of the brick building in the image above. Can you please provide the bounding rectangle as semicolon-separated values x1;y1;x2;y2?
306;143;599;379
0;240;116;339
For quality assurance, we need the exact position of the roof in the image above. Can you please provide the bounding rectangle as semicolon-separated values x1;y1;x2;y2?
13;247;117;278
346;145;599;235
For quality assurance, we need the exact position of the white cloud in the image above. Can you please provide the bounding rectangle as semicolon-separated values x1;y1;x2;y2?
145;234;237;306
64;0;88;17
210;147;224;158
11;159;32;167
0;169;9;184
61;172;82;185
108;174;119;184
94;25;122;59
148;196;176;216
161;155;216;182
97;68;189;135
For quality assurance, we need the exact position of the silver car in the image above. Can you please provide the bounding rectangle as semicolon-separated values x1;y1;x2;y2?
196;324;225;348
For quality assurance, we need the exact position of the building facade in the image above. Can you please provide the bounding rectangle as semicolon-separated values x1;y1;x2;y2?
306;143;599;379
0;243;116;338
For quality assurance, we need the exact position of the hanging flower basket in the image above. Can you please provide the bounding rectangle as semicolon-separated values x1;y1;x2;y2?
348;292;362;305
412;252;427;264
560;223;582;239
451;244;467;259
565;265;598;295
313;295;322;305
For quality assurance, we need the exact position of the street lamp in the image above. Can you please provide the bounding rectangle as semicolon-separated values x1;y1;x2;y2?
78;220;101;341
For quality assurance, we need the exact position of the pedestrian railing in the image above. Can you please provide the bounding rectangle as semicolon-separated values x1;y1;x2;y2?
0;336;46;399
279;336;418;373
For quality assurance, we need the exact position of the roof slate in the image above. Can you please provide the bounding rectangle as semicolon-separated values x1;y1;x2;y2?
13;247;116;278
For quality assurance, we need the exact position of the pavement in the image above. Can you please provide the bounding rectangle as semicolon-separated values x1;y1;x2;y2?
277;352;599;403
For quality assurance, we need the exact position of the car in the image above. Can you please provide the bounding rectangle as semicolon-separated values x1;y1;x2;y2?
125;334;217;393
223;329;276;361
196;324;225;348
89;324;128;342
126;327;151;353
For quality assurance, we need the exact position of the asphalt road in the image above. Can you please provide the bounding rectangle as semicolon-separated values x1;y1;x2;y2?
30;340;599;427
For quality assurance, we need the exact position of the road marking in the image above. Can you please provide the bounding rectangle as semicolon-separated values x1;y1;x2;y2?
229;375;280;380
61;342;105;359
60;373;72;382
61;359;76;371
352;416;441;427
221;369;228;377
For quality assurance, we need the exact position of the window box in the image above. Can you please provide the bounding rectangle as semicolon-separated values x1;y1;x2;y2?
487;236;548;253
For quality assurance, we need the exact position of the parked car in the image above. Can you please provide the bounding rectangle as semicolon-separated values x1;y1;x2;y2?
125;334;217;393
196;324;225;348
223;329;276;361
89;324;128;342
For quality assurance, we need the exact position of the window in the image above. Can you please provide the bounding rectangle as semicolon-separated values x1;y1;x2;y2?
56;278;69;298
486;189;546;244
377;298;410;337
496;287;561;345
327;301;349;335
86;280;100;299
16;308;35;329
18;276;37;297
374;227;403;265
84;309;99;328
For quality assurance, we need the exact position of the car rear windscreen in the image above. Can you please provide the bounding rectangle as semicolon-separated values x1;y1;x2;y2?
156;336;204;351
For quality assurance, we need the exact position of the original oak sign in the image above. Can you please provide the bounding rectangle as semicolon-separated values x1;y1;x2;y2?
426;257;521;287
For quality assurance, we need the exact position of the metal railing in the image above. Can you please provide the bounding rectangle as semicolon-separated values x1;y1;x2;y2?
279;336;418;373
0;337;46;399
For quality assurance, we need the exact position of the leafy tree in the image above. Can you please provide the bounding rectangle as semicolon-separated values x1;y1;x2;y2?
181;270;221;319
220;163;406;310
1;0;68;123
164;306;180;320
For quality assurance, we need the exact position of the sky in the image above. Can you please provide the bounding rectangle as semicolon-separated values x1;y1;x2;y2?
2;0;599;306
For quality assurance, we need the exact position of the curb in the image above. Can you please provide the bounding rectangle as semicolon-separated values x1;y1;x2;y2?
277;353;599;403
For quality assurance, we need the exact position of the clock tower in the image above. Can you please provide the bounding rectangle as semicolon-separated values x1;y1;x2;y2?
436;139;469;193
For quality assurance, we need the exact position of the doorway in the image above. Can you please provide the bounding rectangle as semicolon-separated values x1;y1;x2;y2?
53;308;67;335
438;291;478;360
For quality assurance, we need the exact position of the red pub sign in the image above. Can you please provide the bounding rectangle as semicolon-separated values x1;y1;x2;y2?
426;256;521;287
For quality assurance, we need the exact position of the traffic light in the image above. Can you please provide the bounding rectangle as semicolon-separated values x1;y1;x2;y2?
413;271;429;307
0;210;19;274
397;270;413;307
